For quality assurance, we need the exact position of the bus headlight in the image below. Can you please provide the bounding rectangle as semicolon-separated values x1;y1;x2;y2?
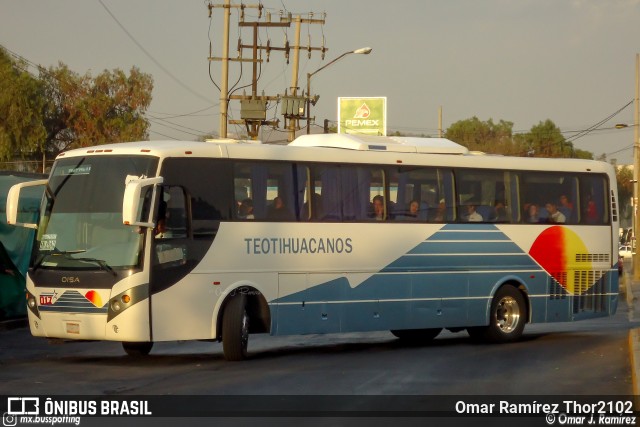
110;294;131;312
25;290;40;319
111;300;122;312
107;284;149;322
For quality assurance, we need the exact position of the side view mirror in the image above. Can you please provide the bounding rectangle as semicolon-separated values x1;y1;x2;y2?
122;176;164;228
6;179;48;229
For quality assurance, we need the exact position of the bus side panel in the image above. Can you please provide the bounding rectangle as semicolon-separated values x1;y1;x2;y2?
303;275;345;334
570;269;618;321
343;272;387;332
150;273;219;341
105;299;151;342
274;273;307;335
410;273;468;328
358;274;410;330
546;276;572;322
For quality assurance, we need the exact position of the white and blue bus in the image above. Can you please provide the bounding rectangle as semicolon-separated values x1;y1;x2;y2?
6;134;619;360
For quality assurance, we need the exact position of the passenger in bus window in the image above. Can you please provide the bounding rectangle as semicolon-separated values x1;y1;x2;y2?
235;187;248;210
155;200;170;238
432;199;446;222
586;196;598;223
559;194;573;209
545;202;566;223
526;203;540;223
558;194;573;220
239;198;255;220
465;204;483;222
407;200;419;219
397;200;421;221
268;196;294;221
494;201;509;222
371;195;385;220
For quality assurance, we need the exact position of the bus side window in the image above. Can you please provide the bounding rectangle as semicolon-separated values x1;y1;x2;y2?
579;175;608;225
159;186;188;239
153;186;188;267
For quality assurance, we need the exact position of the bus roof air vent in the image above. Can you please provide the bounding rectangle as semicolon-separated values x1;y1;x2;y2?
289;134;469;155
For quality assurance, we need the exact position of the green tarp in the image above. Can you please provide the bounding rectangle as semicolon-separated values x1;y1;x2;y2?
0;172;45;319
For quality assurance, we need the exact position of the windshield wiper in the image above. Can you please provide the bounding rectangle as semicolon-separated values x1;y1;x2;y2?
32;249;86;272
71;257;117;277
32;254;47;272
32;251;116;276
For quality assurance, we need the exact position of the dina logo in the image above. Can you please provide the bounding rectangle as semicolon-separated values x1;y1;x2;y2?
353;103;371;119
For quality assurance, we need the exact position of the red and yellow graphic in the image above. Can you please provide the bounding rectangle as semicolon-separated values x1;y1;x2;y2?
529;226;595;295
84;290;103;308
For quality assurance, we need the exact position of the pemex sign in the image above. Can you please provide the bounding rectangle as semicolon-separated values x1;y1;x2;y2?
338;97;387;136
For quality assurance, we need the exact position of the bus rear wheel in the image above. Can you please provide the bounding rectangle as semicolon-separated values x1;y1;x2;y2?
122;341;153;357
390;328;442;342
467;285;526;343
222;295;250;361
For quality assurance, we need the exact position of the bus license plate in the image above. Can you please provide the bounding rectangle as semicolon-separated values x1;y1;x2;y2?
66;322;80;335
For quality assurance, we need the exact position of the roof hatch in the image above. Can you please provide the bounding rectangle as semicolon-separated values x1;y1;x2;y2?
289;134;469;155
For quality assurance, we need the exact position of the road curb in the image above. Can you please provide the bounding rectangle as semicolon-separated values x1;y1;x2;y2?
0;317;28;332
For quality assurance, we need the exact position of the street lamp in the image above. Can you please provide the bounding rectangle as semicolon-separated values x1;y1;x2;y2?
306;47;373;134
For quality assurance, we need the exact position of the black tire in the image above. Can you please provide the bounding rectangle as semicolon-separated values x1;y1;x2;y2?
122;341;153;356
467;285;526;343
222;295;250;361
390;328;442;342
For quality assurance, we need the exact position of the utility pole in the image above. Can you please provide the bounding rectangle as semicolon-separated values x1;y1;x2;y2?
438;106;443;138
288;15;302;142
208;0;239;139
208;4;326;141
281;13;326;142
633;53;640;280
230;15;290;139
208;3;289;139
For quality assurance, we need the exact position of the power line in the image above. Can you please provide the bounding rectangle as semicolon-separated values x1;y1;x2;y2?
145;115;210;138
147;105;217;119
146;118;205;138
565;99;634;143
149;130;180;140
98;0;213;106
606;144;633;157
146;113;210;134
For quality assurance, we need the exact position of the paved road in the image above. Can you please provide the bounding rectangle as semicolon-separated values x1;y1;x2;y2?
1;300;637;427
0;301;636;396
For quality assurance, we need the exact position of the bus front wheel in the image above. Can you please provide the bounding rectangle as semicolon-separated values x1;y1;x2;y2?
390;328;442;342
468;285;526;343
222;295;250;361
122;341;153;357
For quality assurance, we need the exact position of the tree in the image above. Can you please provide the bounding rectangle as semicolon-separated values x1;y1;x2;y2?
445;117;517;155
513;119;591;159
616;166;633;224
573;148;594;159
0;48;47;161
41;64;153;156
0;50;153;165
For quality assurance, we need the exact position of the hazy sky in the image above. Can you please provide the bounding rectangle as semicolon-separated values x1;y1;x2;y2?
1;0;639;162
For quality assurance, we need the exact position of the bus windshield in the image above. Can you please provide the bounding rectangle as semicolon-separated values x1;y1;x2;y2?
35;155;158;271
